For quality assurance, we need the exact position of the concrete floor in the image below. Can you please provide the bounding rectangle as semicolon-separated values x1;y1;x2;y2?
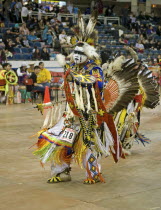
0;101;161;210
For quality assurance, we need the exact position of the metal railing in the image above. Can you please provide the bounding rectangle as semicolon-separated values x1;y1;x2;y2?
30;11;120;25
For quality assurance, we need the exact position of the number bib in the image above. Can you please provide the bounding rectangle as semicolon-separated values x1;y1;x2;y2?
60;128;76;144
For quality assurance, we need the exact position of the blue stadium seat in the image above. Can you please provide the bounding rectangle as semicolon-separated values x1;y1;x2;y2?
28;48;34;53
21;48;29;53
9;23;15;28
22;54;32;60
13;54;23;60
29;42;34;47
34;42;41;48
1;28;7;33
14;48;21;53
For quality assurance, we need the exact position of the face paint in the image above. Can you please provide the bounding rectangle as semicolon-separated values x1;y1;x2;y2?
73;46;87;64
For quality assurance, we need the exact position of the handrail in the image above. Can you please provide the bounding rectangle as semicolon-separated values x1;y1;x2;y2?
30;12;120;25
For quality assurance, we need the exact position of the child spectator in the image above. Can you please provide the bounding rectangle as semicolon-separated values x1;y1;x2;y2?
21;36;30;48
40;47;50;60
17;62;30;85
32;47;41;60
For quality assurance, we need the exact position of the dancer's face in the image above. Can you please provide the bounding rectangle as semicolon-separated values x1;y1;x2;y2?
73;46;87;64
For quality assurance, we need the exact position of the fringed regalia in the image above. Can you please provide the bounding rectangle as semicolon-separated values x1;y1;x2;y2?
32;11;160;184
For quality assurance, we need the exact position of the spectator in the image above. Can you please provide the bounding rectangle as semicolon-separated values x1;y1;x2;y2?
32;62;51;92
27;30;40;42
42;22;53;46
17;62;30;84
29;17;39;30
146;25;156;38
16;0;22;16
59;29;67;44
32;0;39;11
2;29;13;45
40;47;50;60
27;62;35;73
63;17;73;28
0;48;7;64
105;5;115;17
5;40;15;54
21;36;30;48
14;36;22;47
67;1;73;14
119;34;128;45
12;4;20;23
135;40;145;53
156;25;161;36
26;65;41;92
21;5;29;23
38;19;45;31
2;63;18;104
54;25;61;37
32;47;41;60
5;49;13;59
11;24;20;36
19;23;30;35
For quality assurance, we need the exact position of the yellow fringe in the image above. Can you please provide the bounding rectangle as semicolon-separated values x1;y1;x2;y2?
30;128;47;138
51;146;72;165
73;130;87;167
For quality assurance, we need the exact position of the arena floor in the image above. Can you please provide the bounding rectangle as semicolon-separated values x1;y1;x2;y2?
0;99;161;210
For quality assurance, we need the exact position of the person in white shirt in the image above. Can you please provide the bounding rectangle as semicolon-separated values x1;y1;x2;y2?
59;30;67;44
135;40;144;53
17;62;30;84
21;5;29;23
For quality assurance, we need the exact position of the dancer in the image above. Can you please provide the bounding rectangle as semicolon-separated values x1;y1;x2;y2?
33;11;145;184
103;47;160;154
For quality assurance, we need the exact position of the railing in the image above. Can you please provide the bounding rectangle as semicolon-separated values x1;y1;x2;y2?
30;11;120;25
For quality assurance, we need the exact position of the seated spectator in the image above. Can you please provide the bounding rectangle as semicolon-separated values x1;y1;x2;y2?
54;25;61;38
118;34;128;45
50;17;61;27
27;30;40;42
17;62;30;85
156;41;161;50
32;47;41;60
157;55;161;64
26;65;41;92
59;29;67;44
5;40;16;54
34;61;51;91
146;25;156;38
27;62;35;73
0;48;7;64
5;49;13;59
21;36;30;48
19;23;30;36
156;25;161;37
38;19;45;31
62;17;73;28
40;47;50;60
142;38;150;49
135;40;144;53
11;24;20;36
14;36;22;47
2;29;13;45
42;22;53;46
29;17;39;30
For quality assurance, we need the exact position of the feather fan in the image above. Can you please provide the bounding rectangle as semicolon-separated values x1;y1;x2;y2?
104;61;140;114
138;68;160;109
